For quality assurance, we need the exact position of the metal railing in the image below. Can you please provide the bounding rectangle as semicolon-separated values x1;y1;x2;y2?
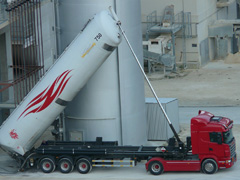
146;10;158;32
145;8;193;70
2;0;45;105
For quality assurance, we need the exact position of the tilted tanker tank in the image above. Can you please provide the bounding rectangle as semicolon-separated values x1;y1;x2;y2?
0;10;121;156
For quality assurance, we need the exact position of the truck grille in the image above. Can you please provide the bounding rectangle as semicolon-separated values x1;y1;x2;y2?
229;139;236;159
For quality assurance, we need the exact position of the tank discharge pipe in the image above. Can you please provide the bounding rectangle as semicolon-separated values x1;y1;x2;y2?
109;7;181;143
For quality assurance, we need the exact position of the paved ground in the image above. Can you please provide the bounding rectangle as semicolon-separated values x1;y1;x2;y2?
0;60;240;179
0;162;239;180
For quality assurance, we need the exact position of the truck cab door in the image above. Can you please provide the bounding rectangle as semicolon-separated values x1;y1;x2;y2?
209;132;224;157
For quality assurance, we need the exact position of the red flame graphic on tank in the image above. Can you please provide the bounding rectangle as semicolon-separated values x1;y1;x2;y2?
10;129;18;139
18;70;72;119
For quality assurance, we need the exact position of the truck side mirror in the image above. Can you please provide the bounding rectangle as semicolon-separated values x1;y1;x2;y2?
217;133;222;145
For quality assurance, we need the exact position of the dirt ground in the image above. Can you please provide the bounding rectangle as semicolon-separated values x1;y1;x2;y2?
0;59;240;179
145;56;240;152
145;59;240;106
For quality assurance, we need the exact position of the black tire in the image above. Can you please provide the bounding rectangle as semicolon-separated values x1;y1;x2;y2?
148;161;164;175
58;158;73;173
201;159;218;174
76;158;92;174
39;157;56;173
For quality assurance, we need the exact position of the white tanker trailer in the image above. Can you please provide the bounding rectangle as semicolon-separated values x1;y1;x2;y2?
0;9;121;156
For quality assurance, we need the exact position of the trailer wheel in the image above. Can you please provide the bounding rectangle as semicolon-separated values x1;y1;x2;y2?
58;158;73;173
39;157;56;173
148;161;164;175
201;159;218;174
76;158;92;174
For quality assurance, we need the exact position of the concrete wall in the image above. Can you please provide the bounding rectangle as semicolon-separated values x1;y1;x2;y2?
0;33;7;123
41;0;57;71
195;0;216;65
0;24;13;123
197;0;237;62
0;34;8;102
194;0;237;63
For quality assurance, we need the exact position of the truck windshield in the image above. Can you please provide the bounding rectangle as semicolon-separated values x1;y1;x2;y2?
223;129;234;144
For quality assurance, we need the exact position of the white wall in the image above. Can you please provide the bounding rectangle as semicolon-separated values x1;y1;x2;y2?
175;38;199;65
196;0;217;43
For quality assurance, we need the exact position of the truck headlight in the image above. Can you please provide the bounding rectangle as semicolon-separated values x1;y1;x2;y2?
226;160;231;163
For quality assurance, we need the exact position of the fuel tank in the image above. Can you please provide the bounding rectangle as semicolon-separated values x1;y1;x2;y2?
0;10;121;155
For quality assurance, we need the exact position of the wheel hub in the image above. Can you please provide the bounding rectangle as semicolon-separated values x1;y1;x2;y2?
82;164;86;169
42;162;51;171
152;163;160;172
80;162;87;171
64;163;68;168
205;163;214;172
61;161;70;171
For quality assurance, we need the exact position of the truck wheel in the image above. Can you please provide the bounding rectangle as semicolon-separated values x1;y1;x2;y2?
201;159;218;174
58;158;73;173
148;161;164;175
76;158;92;174
39;157;56;173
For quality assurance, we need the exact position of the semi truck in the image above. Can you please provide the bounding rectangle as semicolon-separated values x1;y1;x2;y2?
0;7;236;176
30;110;235;175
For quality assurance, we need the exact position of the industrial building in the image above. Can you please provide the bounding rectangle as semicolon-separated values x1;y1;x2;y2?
0;0;239;146
142;0;240;72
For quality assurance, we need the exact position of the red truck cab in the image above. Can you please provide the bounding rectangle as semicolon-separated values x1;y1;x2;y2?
145;110;236;175
191;110;236;171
